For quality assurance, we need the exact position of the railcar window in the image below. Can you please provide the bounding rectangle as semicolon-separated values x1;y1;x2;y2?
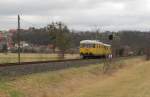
99;45;101;48
96;44;98;48
93;44;96;48
88;44;95;48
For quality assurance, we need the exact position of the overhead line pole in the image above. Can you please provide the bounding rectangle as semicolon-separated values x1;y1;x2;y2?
17;14;21;64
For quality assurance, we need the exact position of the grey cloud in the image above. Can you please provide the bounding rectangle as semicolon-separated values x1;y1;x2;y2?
0;0;150;31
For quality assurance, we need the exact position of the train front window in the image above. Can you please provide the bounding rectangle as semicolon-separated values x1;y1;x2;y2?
87;44;95;48
80;44;84;48
80;44;95;48
80;44;87;48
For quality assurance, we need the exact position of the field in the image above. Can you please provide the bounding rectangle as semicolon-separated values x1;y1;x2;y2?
0;53;79;63
0;57;150;97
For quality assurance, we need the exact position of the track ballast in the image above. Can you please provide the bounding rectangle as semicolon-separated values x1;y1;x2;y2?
0;59;102;76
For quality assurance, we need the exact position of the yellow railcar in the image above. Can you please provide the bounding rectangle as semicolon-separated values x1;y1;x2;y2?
80;40;111;58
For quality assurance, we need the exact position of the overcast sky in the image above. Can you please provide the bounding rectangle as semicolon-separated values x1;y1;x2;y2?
0;0;150;31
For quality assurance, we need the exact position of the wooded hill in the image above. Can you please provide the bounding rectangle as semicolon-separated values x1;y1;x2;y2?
12;22;150;55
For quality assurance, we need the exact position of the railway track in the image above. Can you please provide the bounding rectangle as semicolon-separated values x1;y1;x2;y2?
0;56;139;76
0;59;102;76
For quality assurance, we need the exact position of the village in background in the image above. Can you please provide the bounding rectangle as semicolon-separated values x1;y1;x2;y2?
0;21;149;58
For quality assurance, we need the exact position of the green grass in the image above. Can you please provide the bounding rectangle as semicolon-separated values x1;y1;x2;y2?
9;90;24;97
0;78;24;97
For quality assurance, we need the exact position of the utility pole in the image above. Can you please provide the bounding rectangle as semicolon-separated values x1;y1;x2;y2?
145;35;150;60
109;33;116;59
96;28;99;40
17;14;21;64
94;25;99;40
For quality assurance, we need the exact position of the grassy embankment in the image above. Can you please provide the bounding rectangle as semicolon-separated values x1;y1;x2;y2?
0;56;149;97
0;53;79;63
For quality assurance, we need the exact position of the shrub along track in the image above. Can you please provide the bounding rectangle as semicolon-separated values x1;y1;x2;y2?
0;59;103;76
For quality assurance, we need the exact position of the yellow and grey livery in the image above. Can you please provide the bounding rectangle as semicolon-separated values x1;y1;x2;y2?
80;40;111;58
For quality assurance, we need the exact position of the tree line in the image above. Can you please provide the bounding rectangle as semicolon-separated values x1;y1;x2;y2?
12;22;150;56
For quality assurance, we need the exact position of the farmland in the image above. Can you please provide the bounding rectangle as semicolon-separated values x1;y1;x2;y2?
0;57;149;97
0;53;79;63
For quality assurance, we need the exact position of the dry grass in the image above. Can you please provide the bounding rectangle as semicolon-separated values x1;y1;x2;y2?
0;56;149;97
0;53;79;63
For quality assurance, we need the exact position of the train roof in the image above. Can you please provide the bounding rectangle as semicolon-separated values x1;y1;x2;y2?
80;40;111;47
103;43;111;47
80;40;102;44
